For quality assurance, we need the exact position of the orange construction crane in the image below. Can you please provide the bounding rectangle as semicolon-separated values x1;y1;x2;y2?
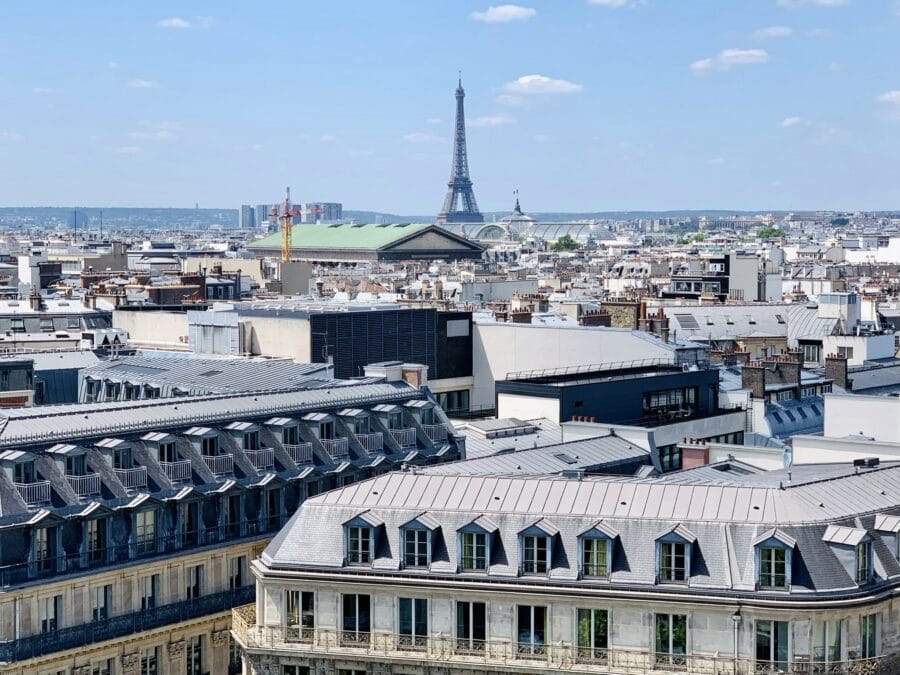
279;187;323;262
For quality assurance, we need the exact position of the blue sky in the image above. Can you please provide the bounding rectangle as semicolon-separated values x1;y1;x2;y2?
1;0;899;213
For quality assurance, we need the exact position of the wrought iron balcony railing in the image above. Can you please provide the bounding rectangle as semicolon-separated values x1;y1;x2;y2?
284;443;313;465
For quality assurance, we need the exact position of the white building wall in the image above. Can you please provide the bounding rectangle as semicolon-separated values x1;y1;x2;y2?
497;393;560;423
823;393;900;442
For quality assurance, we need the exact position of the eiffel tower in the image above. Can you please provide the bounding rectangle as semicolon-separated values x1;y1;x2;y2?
436;76;484;225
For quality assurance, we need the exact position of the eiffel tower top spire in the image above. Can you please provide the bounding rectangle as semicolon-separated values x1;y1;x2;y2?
436;75;484;225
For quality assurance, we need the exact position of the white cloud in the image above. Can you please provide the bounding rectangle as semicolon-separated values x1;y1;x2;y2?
706;157;726;165
158;17;191;28
470;5;536;23
588;0;645;7
32;87;62;94
128;130;176;141
402;132;444;144
502;74;583;94
319;134;337;142
495;93;524;106
781;116;802;127
0;131;24;143
426;117;442;125
777;0;847;7
691;48;769;74
113;145;142;154
752;25;793;39
806;27;833;37
468;113;516;127
128;79;158;88
876;90;900;105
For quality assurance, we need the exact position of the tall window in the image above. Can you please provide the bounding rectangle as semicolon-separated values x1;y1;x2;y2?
461;531;487;570
283;667;311;675
282;425;299;446
759;547;787;589
812;619;842;664
576;608;609;663
201;436;218;456
756;620;789;670
35;527;54;572
659;542;687;582
403;528;429;567
347;526;372;564
398;597;428;650
41;595;62;633
860;614;877;659
516;605;547;657
285;590;314;642
92;584;112;621
582;538;609;578
86;519;106;564
456;601;486;654
141;646;159;675
91;659;113;675
655;614;687;666
522;535;549;574
142;574;159;610
658;445;682;472
186;635;203;675
802;344;820;364
856;542;871;584
243;430;260;450
159;442;177;464
180;501;199;545
135;510;156;555
229;556;245;589
186;564;203;600
341;594;371;645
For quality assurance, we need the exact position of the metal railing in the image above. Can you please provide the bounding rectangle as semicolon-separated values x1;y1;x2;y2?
0;585;254;662
284;443;313;464
14;480;50;505
245;447;275;470
114;466;147;489
389;428;416;448
321;438;348;460
202;453;234;476
161;459;192;482
505;357;680;382
356;432;383;453
66;473;100;497
423;423;448;443
230;622;889;675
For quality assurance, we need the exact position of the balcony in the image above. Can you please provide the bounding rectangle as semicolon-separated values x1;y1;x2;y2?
14;480;50;505
161;459;192;482
245;447;275;471
0;585;254;662
320;438;348;461
355;432;383;453
202;453;234;476
284;443;313;464
114;466;147;489
389;428;416;448
66;473;100;497
423;423;448;443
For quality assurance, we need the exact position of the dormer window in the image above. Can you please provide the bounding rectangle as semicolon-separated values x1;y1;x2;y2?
656;524;696;584
113;448;133;470
243;430;259;451
579;521;619;579
282;425;299;446
753;528;796;590
822;525;872;587
401;513;439;568
519;519;558;576
14;460;36;484
343;511;382;566
66;454;87;476
458;515;498;572
202;436;218;456
874;514;900;560
159;442;177;463
856;542;872;584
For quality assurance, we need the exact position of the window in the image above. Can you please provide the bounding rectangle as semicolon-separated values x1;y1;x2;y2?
41;594;62;633
658;444;682;472
403;528;429;567
341;594;371;645
285;590;314;642
34;526;56;573
460;531;487;571
517;605;547;657
776;390;794;402
201;436;218;456
91;658;113;675
141;646;160;675
655;614;687;667
229;556;245;589
113;448;132;470
86;518;106;564
283;667;310;675
180;501;199;545
229;637;243;674
581;537;610;578
10;318;24;333
142;574;159;610
812;619;842;664
347;525;372;564
135;510;156;555
756;620;789;670
158;441;177;463
282;425;299;446
67;316;81;330
659;542;687;582
860;614;877;659
66;454;87;476
337;671;365;675
856;542;872;584
39;318;54;332
93;584;112;621
521;534;549;574
105;380;121;400
837;346;854;359
398;597;428;650
264;488;281;530
224;494;242;537
759;547;787;589
186;564;203;600
456;601;486;654
803;343;820;364
643;387;698;418
186;635;203;675
243;430;259;450
801;386;817;399
576;608;608;663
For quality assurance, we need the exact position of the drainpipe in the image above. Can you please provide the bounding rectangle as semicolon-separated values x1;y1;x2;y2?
732;609;742;675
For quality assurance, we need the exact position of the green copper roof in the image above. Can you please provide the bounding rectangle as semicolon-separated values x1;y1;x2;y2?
248;222;432;250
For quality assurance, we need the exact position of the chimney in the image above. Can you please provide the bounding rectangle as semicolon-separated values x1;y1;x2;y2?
315;280;324;298
509;310;532;324
434;278;444;300
679;438;710;470
741;360;767;399
825;352;850;391
28;289;41;311
578;309;611;327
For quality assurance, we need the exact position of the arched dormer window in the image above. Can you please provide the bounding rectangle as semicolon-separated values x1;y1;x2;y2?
655;524;696;584
400;512;440;568
752;527;796;590
457;515;498;572
518;518;558;576
343;510;382;566
578;520;619;579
